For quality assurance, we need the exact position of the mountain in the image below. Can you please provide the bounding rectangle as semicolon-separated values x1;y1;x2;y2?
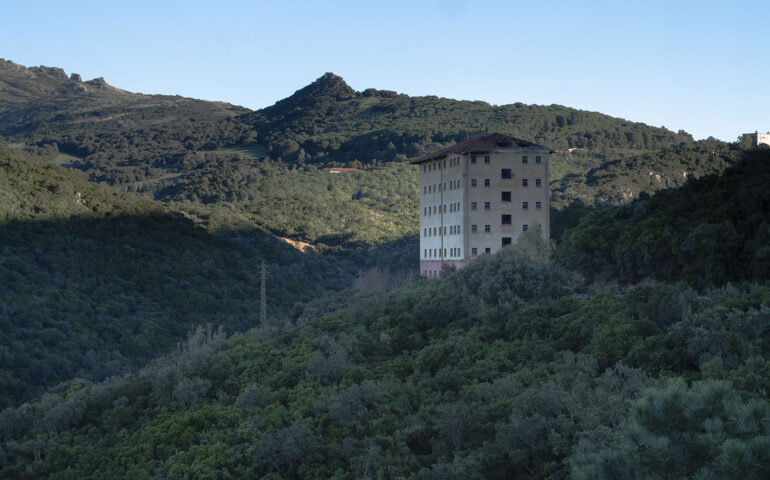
245;72;694;168
0;59;250;185
1;61;736;249
2;62;770;479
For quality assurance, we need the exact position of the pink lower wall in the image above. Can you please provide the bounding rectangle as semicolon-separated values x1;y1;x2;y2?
420;260;467;278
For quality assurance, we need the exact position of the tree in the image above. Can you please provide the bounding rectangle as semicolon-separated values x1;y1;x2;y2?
571;380;770;479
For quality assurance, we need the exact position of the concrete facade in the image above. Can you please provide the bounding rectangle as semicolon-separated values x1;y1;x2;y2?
413;133;550;278
743;131;770;147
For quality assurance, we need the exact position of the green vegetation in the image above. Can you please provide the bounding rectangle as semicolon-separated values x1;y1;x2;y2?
2;60;770;479
1;62;720;250
2;242;770;478
157;160;419;248
0;142;414;409
550;139;739;208
556;148;770;286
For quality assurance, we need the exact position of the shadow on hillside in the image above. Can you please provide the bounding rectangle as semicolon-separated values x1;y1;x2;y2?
0;211;421;409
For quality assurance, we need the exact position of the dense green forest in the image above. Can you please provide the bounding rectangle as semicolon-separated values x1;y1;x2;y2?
2;60;742;254
557;148;770;286
0;142;416;409
155;159;419;248
2;239;770;478
2;60;726;250
2;59;770;479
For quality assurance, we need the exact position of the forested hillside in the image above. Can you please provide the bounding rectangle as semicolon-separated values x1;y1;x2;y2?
0;142;411;408
1;60;725;250
3;236;770;479
0;59;250;185
3;59;770;478
245;73;694;167
556;148;770;286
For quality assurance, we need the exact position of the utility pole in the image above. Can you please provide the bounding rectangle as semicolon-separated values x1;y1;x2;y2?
260;261;266;327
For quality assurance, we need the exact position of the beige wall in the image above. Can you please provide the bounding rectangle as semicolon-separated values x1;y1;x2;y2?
419;147;549;274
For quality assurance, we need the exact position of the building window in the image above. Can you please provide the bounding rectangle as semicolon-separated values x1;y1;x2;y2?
433;227;437;235
522;178;528;187
536;201;542;210
472;247;478;256
471;202;477;211
501;191;511;202
424;249;427;257
484;179;490;187
444;248;447;258
522;156;528;164
484;155;490;164
471;178;477;187
502;214;511;225
484;201;491;210
484;224;491;232
433;206;436;214
536;178;542;187
471;155;477;164
471;224;477;233
501;168;512;179
444;226;447;235
536;156;541;164
502;237;512;246
485;247;491;254
523;202;528;210
523;225;529;231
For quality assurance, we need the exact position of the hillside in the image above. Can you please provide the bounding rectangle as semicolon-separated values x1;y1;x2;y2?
2;62;770;479
0;142;405;409
0;61;726;249
556;147;770;286
245;72;694;168
2;241;770;479
0;59;249;185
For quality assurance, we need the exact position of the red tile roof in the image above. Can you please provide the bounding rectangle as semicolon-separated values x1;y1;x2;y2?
412;133;549;163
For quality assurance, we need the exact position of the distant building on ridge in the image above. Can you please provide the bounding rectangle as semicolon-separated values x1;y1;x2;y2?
412;133;551;278
743;131;770;148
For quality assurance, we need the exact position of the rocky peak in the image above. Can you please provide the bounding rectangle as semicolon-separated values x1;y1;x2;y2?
29;65;69;81
84;77;110;90
297;72;355;101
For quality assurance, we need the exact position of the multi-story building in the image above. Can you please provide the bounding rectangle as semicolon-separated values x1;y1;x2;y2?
412;133;551;278
743;131;770;147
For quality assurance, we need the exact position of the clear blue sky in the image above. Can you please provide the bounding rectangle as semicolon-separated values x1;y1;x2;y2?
2;0;768;141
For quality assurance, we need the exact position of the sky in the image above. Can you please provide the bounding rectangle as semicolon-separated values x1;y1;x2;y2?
2;0;768;141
